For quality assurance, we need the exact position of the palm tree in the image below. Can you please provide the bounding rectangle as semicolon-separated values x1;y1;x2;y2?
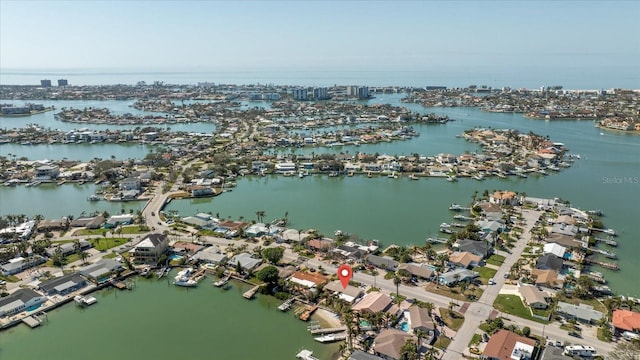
255;210;265;223
393;274;401;298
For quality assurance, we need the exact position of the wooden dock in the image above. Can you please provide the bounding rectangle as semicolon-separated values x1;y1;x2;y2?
278;297;296;312
309;326;347;335
594;236;617;246
243;285;261;299
426;236;449;244
299;305;318;321
110;280;133;290
586;258;619;271
22;316;41;328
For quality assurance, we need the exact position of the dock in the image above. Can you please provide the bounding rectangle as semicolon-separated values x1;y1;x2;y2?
22;316;42;328
586;258;619;271
243;285;261;299
110;280;133;290
594;236;617;246
296;349;319;360
426;236;449;244
299;305;318;321
309;326;347;335
314;332;347;343
278;297;296;312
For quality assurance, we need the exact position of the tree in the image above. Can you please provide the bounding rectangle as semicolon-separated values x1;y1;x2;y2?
261;246;284;264
522;326;531;337
399;338;419;360
256;265;279;284
608;341;640;360
256;210;265;223
393;274;401;298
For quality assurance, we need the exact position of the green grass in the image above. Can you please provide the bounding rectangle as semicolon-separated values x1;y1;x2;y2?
73;228;108;236
493;294;549;324
90;237;128;251
0;274;20;283
469;333;482;346
51;239;80;244
486;254;506;266
474;266;497;283
434;336;451;350
119;225;150;234
439;308;465;331
103;252;118;259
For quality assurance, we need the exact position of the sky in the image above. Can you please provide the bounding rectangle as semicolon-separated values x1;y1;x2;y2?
1;0;639;73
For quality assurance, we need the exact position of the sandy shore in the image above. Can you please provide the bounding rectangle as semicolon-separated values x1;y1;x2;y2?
312;308;342;328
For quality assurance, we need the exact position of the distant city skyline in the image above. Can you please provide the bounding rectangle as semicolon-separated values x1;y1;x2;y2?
1;0;638;74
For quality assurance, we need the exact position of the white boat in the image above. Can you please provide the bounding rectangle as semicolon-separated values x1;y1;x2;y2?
314;333;346;343
472;174;484;181
449;203;462;211
174;277;198;287
213;276;230;287
87;194;101;201
74;295;97;306
446;175;457;182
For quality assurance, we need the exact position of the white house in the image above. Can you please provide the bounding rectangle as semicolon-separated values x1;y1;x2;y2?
0;288;48;317
130;234;169;264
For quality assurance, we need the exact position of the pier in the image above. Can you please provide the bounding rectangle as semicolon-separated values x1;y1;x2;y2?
586;258;620;271
426;236;449;244
309;326;347;335
296;349;319;360
22;315;43;328
299;305;318;321
594;236;617;246
243;285;261;299
278;297;296;312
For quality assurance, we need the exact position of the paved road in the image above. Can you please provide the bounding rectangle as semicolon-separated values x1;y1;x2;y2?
444;209;614;358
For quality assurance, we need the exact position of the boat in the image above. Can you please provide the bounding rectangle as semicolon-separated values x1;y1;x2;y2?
449;203;462;211
446;175;457;182
87;194;101;201
314;334;337;343
387;172;398;179
472;174;484;181
74;295;97;307
174;277;198;287
139;266;152;277
453;214;473;221
213;276;230;287
409;174;419;180
298;171;306;178
174;268;197;287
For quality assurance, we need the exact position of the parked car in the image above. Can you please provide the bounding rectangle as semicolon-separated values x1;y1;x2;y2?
568;331;582;338
488;278;496;285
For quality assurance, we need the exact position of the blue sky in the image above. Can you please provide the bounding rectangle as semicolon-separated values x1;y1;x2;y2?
1;1;638;71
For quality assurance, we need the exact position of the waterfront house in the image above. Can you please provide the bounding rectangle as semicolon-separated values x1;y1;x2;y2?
518;285;548;309
489;191;519;206
119;177;141;191
448;251;482;269
556;302;604;324
130;233;169;264
182;213;218;228
457;239;491;258
0;288;48;318
349;350;384;360
365;254;398;271
104;214;134;228
373;328;417;360
274;162;296;173
407;305;435;342
307;238;334;252
0;255;46;276
0;220;36;243
228;253;262;271
187;185;213;197
543;243;566;258
535;254;563;272
477;202;503;221
34;165;59;180
545;233;580;249
352;292;393;314
245;223;268;237
37;218;69;232
79;258;124;283
289;271;328;289
438;268;479;286
612;309;640;335
332;245;367;262
482;329;536;360
192;246;227;264
475;219;506;235
530;269;564;289
70;215;105;229
324;280;363;303
38;272;88;296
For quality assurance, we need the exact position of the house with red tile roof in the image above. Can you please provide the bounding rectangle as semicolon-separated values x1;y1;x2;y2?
612;309;640;334
483;329;536;360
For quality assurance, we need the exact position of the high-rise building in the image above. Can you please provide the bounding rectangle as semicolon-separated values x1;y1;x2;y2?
58;79;68;86
40;79;52;87
291;88;308;100
313;87;329;100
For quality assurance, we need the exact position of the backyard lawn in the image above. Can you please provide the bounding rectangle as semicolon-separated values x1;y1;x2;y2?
89;237;129;251
439;308;465;331
486;254;506;266
474;266;497;284
493;294;549;324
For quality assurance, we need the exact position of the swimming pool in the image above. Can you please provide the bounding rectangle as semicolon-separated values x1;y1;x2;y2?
168;254;184;261
26;303;43;312
400;321;409;332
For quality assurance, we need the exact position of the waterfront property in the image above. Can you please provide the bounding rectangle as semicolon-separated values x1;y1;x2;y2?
351;292;393;314
372;328;417;360
323;280;364;304
78;258;124;283
0;288;47;318
555;302;604;324
611;309;640;336
130;233;169;264
38;273;88;296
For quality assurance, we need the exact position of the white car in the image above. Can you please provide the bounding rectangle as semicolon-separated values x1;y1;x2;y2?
488;278;495;285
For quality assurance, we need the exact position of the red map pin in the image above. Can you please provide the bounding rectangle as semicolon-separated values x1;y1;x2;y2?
337;264;353;289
